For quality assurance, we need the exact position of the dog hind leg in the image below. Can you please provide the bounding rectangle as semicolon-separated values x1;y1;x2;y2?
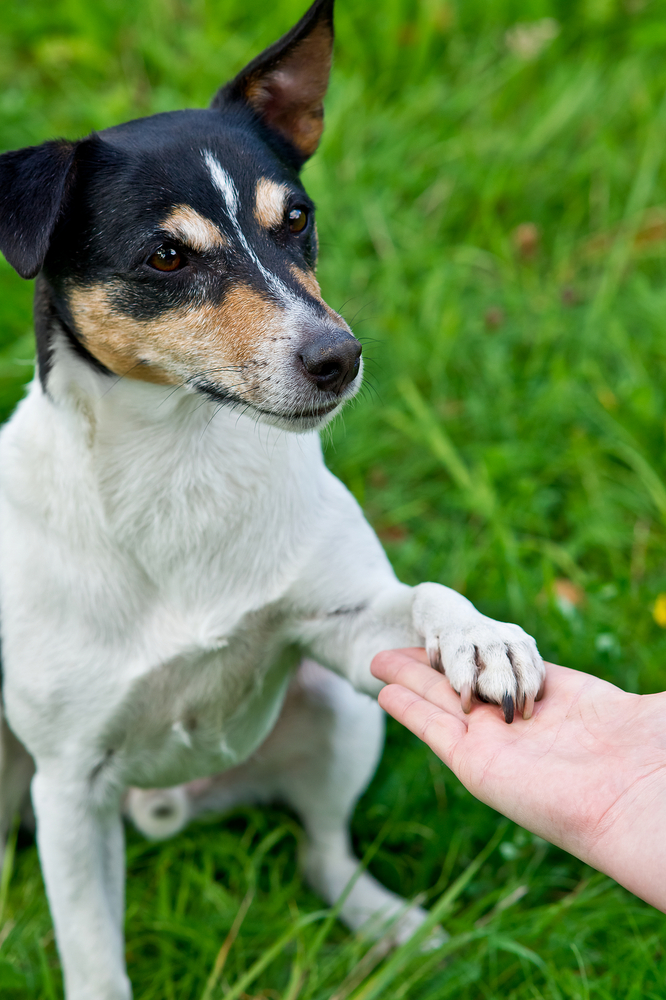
269;660;436;943
128;660;435;944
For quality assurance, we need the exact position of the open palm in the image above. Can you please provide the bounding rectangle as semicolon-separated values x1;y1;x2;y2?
371;649;666;912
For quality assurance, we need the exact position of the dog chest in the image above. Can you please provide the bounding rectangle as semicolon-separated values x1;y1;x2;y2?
0;380;331;772
97;615;301;791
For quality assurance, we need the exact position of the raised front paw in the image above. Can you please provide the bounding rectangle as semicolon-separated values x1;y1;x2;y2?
412;583;545;723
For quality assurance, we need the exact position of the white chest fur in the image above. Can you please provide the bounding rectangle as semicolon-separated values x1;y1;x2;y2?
0;351;341;786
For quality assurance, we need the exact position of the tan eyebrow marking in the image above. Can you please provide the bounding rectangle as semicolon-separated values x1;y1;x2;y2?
254;178;290;229
161;205;227;253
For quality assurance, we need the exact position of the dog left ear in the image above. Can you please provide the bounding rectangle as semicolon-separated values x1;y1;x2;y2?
211;0;334;166
0;139;77;279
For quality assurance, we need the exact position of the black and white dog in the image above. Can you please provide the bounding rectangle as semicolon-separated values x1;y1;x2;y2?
0;1;544;995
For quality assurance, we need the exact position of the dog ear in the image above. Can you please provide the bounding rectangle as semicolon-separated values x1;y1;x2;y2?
211;0;334;165
0;139;77;279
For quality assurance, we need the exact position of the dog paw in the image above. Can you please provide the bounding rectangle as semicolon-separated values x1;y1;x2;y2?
384;906;448;951
413;583;545;723
341;880;447;950
362;904;448;951
125;786;190;839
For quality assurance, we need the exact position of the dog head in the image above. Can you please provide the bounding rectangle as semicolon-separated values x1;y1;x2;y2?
0;0;362;431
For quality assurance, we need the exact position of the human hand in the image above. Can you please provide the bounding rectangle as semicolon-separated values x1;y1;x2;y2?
371;648;666;912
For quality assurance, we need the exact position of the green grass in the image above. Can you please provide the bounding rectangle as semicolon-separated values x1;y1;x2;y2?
1;0;666;996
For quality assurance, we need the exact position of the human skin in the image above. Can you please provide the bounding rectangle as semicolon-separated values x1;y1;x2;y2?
371;648;666;912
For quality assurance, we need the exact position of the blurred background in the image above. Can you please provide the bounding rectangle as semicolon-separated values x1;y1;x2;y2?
1;0;665;996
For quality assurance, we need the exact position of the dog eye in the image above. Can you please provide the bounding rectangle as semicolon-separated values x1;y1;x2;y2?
148;245;184;272
288;208;308;233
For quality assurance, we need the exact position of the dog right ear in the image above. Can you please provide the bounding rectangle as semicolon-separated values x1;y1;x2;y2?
0;139;77;279
211;0;335;166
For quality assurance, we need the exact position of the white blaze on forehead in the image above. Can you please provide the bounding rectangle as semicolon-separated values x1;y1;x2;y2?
204;151;239;216
203;150;297;311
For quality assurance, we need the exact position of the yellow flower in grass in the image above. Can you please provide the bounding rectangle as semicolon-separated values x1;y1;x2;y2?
653;594;666;627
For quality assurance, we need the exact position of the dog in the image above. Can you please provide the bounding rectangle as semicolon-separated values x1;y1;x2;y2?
0;1;545;996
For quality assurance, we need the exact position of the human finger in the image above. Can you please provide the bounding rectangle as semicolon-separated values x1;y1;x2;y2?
372;648;467;718
377;683;467;764
371;647;429;681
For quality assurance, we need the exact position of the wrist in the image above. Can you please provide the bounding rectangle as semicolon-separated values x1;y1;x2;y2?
578;691;666;912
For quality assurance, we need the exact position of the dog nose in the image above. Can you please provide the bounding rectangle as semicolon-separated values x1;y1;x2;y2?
298;330;362;394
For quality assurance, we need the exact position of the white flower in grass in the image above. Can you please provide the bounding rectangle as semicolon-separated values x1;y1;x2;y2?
505;18;560;60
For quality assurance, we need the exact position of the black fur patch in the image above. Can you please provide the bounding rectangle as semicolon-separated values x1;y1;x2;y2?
0;139;76;279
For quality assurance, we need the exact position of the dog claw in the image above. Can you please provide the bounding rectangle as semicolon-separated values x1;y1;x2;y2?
428;645;443;673
522;694;535;720
502;692;515;724
536;678;545;701
460;683;472;714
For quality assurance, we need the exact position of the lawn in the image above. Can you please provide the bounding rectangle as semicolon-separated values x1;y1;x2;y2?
1;0;666;996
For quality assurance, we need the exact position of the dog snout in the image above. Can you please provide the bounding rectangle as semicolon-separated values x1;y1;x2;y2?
298;328;362;395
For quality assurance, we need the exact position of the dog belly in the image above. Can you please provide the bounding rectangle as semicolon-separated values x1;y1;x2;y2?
105;640;300;792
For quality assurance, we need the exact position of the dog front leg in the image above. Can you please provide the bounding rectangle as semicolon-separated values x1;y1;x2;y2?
293;581;544;721
32;770;130;1000
289;481;543;715
291;582;418;695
